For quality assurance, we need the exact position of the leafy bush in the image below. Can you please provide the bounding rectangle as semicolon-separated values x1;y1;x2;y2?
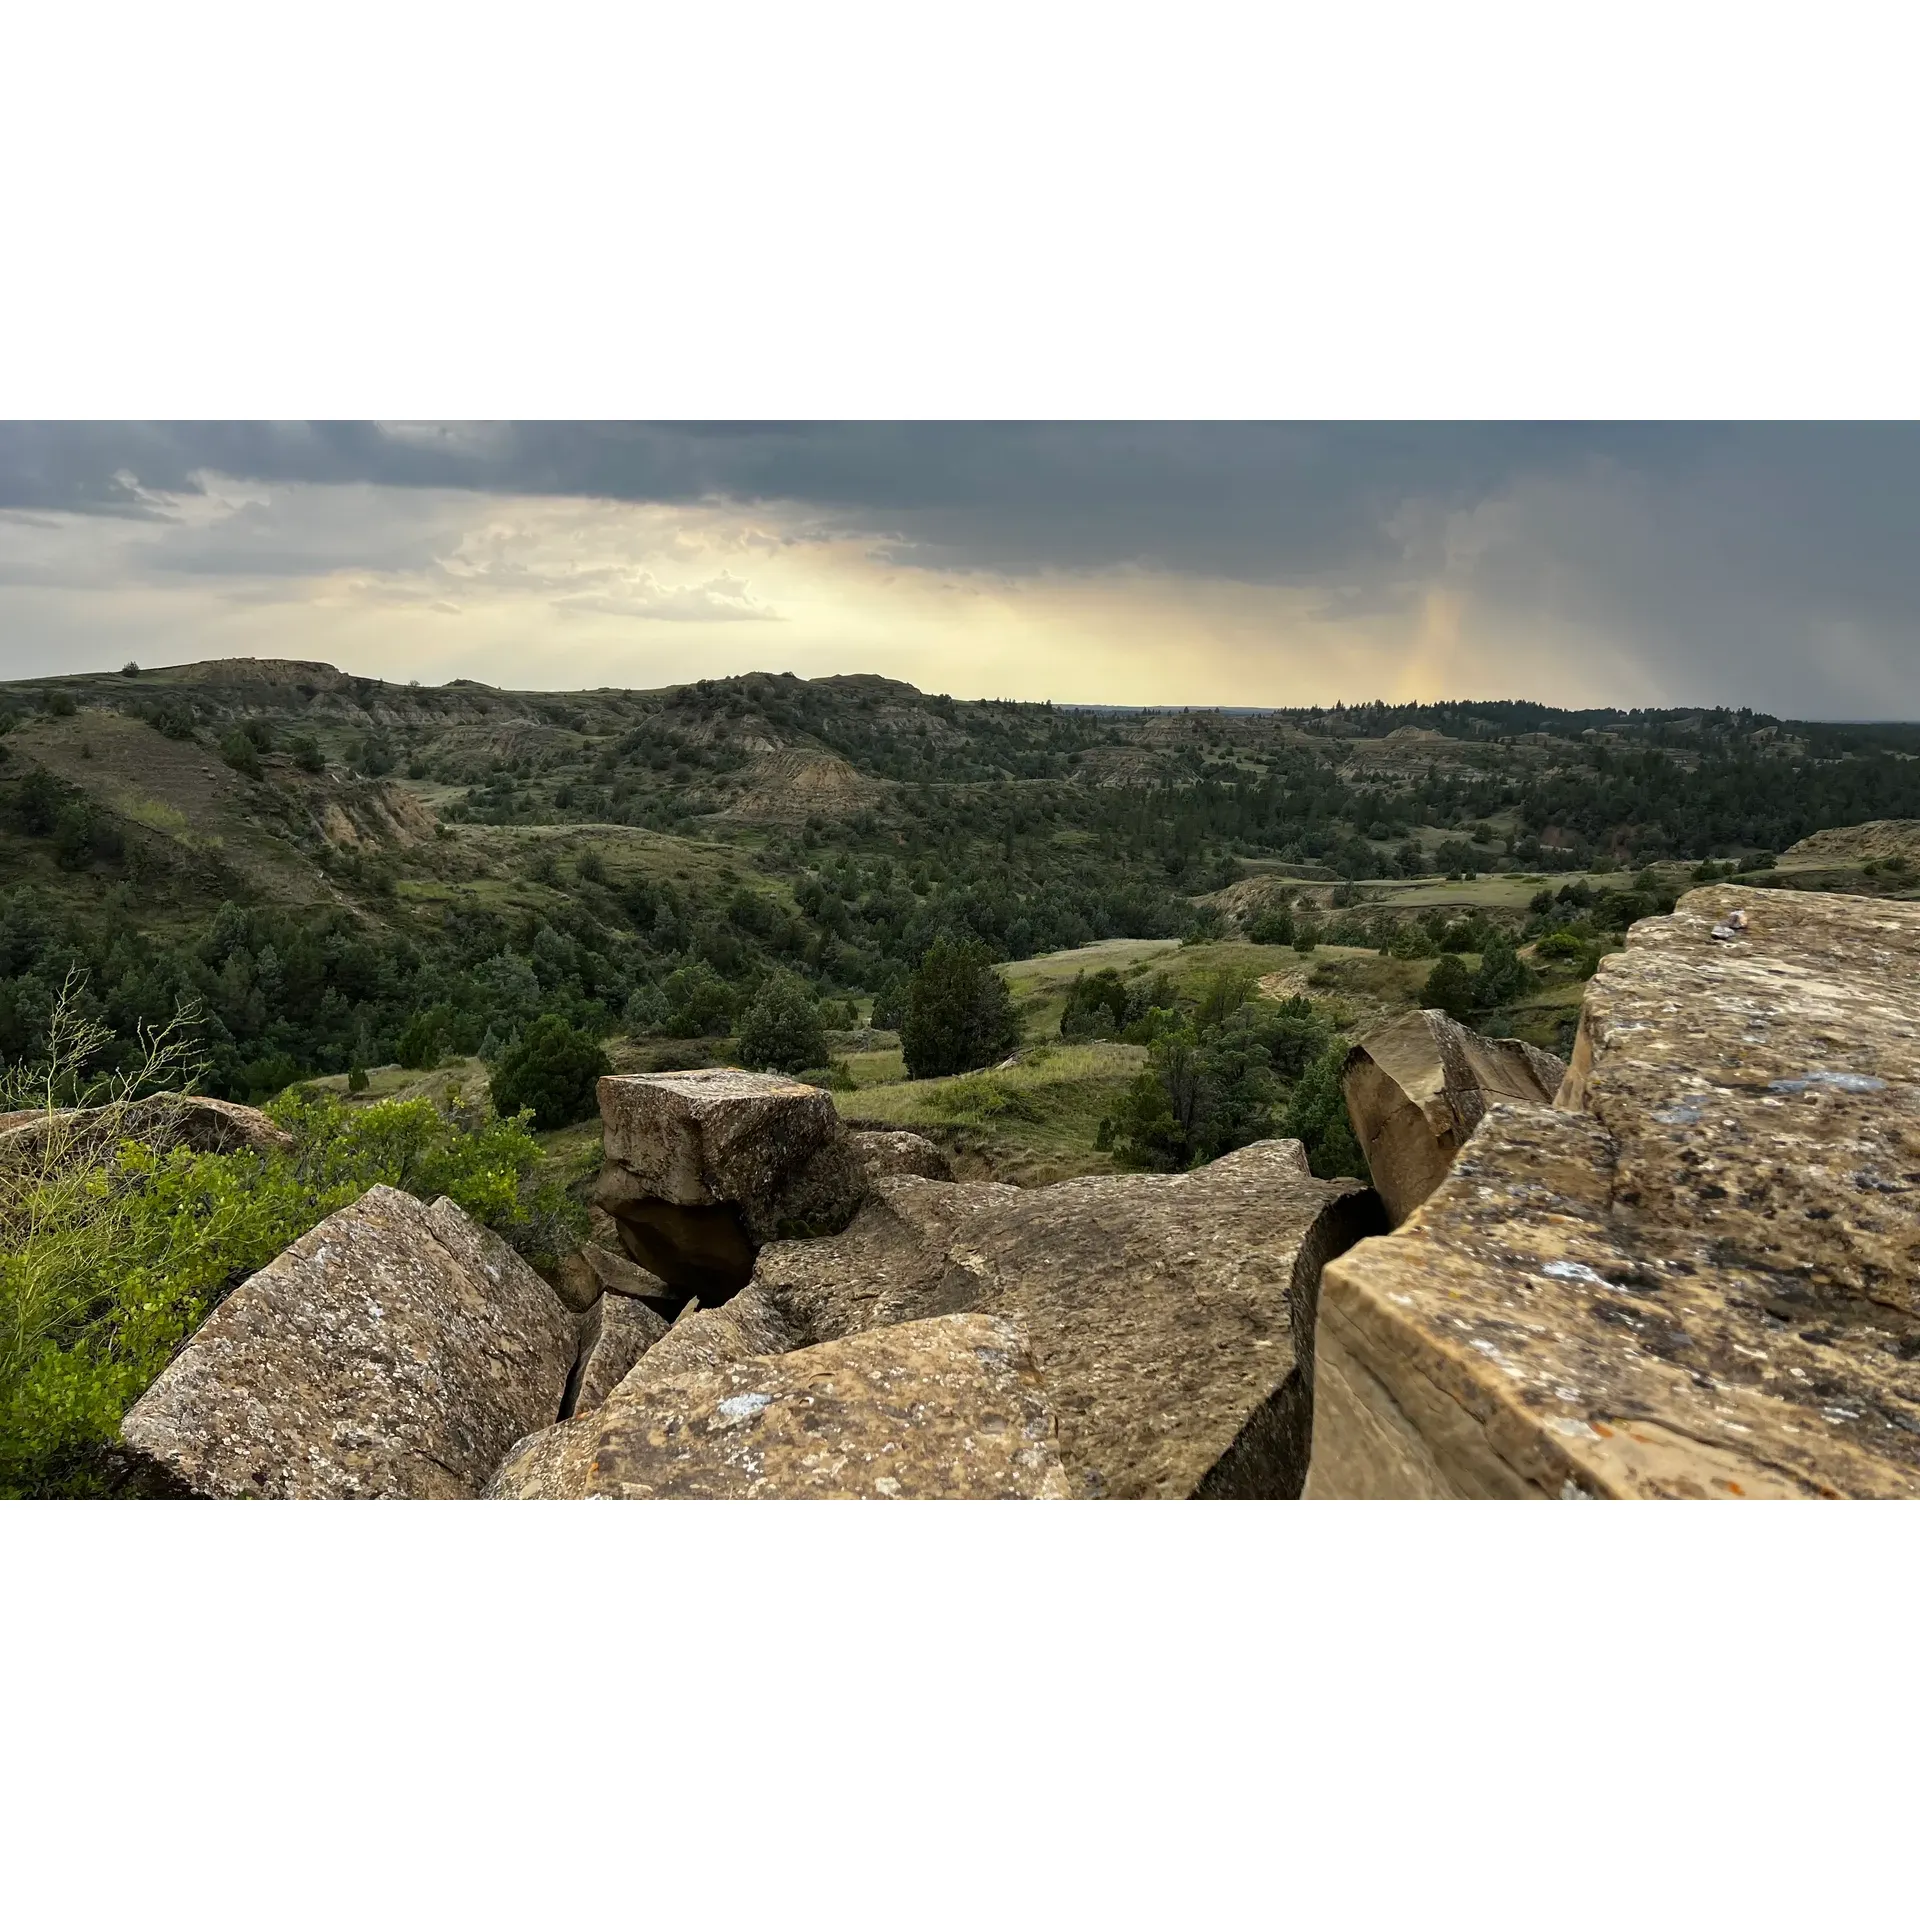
1060;968;1128;1039
147;702;196;742
869;969;909;1033
487;1012;610;1130
394;1010;445;1070
1473;940;1535;1009
734;973;829;1076
901;937;1019;1079
290;734;325;773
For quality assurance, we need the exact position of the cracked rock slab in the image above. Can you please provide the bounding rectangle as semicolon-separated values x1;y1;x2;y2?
568;1292;671;1419
119;1186;577;1498
1308;886;1920;1499
1341;1008;1564;1226
491;1313;1071;1499
753;1138;1383;1498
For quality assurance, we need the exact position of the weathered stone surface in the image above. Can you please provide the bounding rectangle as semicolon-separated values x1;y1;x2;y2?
120;1185;577;1498
485;1280;804;1492
566;1293;670;1418
1341;1008;1564;1227
581;1239;677;1306
546;1250;604;1313
491;1313;1071;1499
592;1069;870;1304
1308;886;1920;1499
605;1281;803;1403
848;1127;954;1182
0;1091;294;1167
753;1139;1383;1497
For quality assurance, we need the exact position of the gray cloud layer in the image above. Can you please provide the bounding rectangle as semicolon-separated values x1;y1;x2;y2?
1;423;1916;715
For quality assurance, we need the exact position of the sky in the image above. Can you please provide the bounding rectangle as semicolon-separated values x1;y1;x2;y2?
0;422;1915;719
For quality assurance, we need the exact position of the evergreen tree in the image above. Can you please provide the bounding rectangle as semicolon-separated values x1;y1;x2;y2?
901;937;1019;1079
735;973;829;1076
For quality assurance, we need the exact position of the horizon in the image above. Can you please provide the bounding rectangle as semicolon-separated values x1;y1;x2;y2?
2;650;1910;729
2;424;1919;722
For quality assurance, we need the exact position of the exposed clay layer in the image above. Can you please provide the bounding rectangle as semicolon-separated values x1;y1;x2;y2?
1309;886;1920;1499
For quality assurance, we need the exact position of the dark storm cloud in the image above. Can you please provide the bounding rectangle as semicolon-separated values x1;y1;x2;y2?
2;422;1917;716
0;419;1725;581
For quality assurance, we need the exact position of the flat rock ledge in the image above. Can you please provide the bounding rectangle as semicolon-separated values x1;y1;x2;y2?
120;1186;578;1498
489;1313;1070;1499
1308;886;1920;1499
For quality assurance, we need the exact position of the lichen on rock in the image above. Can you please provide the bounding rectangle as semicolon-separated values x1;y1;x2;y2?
1309;886;1920;1499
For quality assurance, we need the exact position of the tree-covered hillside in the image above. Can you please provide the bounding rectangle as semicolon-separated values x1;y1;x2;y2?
0;657;1915;1099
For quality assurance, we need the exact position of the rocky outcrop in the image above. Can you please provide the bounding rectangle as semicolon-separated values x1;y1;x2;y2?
120;1186;578;1498
491;1314;1071;1499
546;1237;680;1314
591;1070;870;1310
566;1293;670;1418
1340;1009;1564;1226
848;1128;954;1183
0;1092;293;1166
748;1138;1382;1498
1307;886;1920;1499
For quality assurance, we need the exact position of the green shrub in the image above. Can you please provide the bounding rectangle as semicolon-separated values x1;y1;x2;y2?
1421;954;1475;1022
1101;993;1343;1174
902;937;1019;1080
290;734;325;773
1060;968;1128;1039
663;961;737;1038
734;973;829;1076
1246;904;1295;947
487;1012;610;1130
220;728;263;780
394;1011;445;1071
147;703;196;742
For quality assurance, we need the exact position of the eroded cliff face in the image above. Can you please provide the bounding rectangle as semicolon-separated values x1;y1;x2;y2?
1308;886;1920;1499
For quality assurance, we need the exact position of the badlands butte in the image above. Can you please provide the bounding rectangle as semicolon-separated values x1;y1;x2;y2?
120;878;1920;1501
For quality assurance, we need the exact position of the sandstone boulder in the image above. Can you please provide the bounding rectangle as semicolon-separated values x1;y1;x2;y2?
582;1240;679;1309
752;1138;1382;1497
567;1292;671;1418
0;1091;294;1168
120;1186;577;1498
848;1127;954;1182
592;1069;870;1308
1340;1008;1564;1226
487;1280;805;1492
490;1313;1071;1499
1307;886;1920;1499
